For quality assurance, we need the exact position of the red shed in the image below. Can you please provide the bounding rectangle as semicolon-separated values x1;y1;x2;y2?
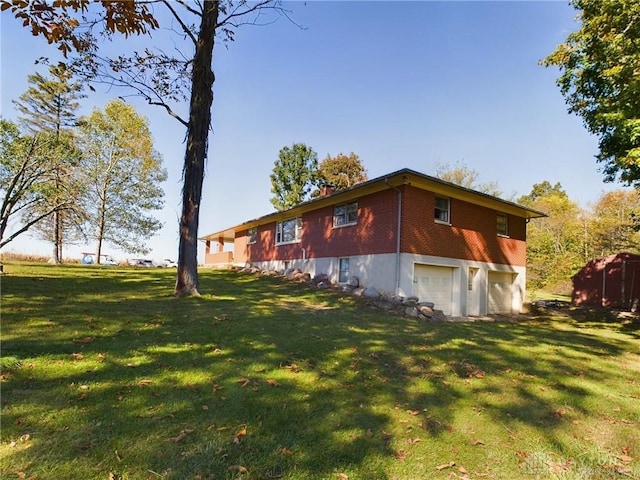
572;252;640;311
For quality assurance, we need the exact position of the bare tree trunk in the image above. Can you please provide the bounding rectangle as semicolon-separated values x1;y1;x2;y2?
174;1;219;296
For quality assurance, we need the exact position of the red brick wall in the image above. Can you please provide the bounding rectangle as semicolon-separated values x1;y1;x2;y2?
239;190;399;263
401;186;527;266
236;186;527;266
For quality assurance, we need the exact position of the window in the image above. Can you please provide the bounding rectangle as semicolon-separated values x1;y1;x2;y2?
333;201;358;227
247;227;257;244
468;267;478;291
497;213;508;236
338;257;350;283
276;217;302;244
434;196;450;223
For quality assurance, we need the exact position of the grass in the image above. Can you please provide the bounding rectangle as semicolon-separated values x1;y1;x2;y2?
1;262;639;480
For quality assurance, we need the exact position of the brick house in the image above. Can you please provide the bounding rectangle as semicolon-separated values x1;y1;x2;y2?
201;168;545;316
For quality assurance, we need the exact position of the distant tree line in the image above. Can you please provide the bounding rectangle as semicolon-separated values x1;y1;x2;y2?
0;66;166;263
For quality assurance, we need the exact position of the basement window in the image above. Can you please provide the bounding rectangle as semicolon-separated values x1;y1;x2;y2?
338;257;350;283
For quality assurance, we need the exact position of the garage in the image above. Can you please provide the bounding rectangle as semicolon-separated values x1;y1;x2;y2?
488;271;514;314
414;264;454;315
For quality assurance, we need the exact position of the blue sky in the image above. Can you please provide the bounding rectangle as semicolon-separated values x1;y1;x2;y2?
0;1;624;262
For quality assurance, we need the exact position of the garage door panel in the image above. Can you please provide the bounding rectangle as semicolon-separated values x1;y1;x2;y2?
414;265;453;315
489;271;513;314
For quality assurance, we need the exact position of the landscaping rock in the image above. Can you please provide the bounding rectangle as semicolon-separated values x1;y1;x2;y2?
363;286;380;298
405;306;420;317
312;273;330;286
373;298;396;311
352;287;366;296
347;276;360;288
418;305;434;317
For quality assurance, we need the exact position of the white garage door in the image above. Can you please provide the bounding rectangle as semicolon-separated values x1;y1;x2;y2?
488;271;513;314
414;265;453;315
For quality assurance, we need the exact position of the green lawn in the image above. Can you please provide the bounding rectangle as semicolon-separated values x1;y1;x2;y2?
1;263;638;480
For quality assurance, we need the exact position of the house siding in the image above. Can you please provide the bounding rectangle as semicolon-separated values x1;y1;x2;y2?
401;186;527;266
234;186;527;268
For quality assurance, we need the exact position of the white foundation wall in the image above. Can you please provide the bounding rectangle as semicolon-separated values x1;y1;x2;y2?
247;253;399;294
246;253;526;317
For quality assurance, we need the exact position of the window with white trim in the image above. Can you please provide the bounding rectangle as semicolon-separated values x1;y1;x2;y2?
434;196;450;223
247;227;257;244
497;213;508;236
275;217;302;244
333;201;358;227
338;257;350;283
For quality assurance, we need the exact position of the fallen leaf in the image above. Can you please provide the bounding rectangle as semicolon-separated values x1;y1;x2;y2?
137;379;152;387
472;439;485;446
72;337;94;344
233;426;247;444
336;473;348;480
435;461;455;471
168;429;193;443
228;465;248;474
236;377;251;388
394;449;408;460
15;472;26;479
71;353;84;360
279;447;294;456
267;378;280;386
616;454;633;464
283;363;301;373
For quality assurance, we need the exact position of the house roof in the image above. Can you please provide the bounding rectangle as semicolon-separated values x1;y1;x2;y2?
200;168;547;243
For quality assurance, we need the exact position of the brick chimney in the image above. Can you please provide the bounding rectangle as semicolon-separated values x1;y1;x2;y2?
320;185;334;197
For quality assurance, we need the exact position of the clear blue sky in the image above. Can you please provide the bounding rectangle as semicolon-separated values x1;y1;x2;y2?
0;1;624;262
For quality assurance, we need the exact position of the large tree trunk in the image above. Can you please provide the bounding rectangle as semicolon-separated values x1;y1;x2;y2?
174;1;219;296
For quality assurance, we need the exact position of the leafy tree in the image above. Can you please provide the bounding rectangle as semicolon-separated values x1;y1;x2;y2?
435;160;502;197
1;0;288;295
13;65;85;262
270;143;319;211
519;182;583;291
0;119;78;249
77;100;166;263
317;152;368;191
588;190;640;257
518;181;566;204
542;0;640;187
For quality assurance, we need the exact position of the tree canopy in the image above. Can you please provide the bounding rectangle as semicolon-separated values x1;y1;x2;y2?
13;64;85;262
434;160;503;197
317;152;368;191
270;143;319;211
0;119;78;249
77;100;166;261
542;0;640;187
